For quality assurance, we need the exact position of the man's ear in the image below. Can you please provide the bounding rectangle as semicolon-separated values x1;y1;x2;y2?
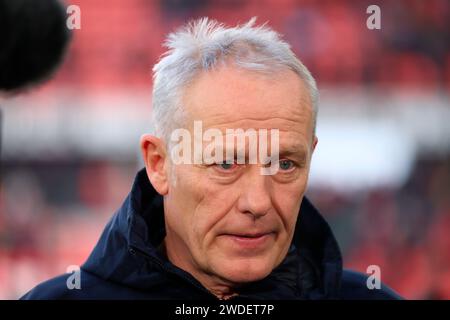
140;134;169;195
312;136;318;153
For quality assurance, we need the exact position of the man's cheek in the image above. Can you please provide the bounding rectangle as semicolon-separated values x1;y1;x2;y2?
191;209;220;246
277;185;304;213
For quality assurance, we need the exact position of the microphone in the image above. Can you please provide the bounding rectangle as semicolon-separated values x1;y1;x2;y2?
0;0;72;92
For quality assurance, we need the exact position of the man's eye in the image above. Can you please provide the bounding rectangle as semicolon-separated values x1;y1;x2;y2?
279;159;295;171
216;161;237;170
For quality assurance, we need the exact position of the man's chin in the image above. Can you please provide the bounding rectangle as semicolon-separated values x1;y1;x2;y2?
211;258;275;284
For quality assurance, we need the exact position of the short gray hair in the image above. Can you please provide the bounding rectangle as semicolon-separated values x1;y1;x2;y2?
151;17;319;141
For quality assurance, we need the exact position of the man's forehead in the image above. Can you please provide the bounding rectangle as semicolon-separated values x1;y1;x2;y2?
183;98;313;131
185;114;314;145
179;66;314;144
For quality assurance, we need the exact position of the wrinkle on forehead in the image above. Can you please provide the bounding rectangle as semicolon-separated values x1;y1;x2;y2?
200;115;312;131
186;98;312;127
180;66;314;139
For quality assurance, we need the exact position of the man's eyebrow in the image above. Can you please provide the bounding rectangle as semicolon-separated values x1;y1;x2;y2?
279;145;308;160
201;144;309;163
216;144;309;155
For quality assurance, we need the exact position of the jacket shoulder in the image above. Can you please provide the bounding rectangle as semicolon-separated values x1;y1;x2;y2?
339;269;403;300
20;269;129;300
21;273;80;300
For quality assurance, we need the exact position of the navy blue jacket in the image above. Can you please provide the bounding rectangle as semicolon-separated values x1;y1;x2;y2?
21;169;401;300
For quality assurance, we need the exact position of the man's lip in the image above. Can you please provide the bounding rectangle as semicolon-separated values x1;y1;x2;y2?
221;231;274;238
218;232;275;250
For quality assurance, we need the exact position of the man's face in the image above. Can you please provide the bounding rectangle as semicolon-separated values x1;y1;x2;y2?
162;66;316;286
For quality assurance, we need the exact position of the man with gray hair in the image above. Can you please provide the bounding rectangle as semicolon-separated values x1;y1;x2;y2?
22;18;401;300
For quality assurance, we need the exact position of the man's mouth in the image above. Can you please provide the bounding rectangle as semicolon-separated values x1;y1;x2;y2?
220;232;275;250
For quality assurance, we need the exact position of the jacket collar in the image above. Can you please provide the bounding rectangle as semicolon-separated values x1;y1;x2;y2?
83;168;342;299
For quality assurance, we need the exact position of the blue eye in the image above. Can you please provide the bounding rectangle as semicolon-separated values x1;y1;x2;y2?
215;161;237;171
279;159;294;171
219;162;234;170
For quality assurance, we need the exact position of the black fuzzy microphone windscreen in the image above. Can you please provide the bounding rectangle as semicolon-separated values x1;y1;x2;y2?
0;0;72;92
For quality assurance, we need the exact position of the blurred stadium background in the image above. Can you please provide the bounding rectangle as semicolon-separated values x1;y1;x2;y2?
1;0;449;299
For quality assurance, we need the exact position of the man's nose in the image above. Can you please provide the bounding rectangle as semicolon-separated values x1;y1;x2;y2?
236;167;272;219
